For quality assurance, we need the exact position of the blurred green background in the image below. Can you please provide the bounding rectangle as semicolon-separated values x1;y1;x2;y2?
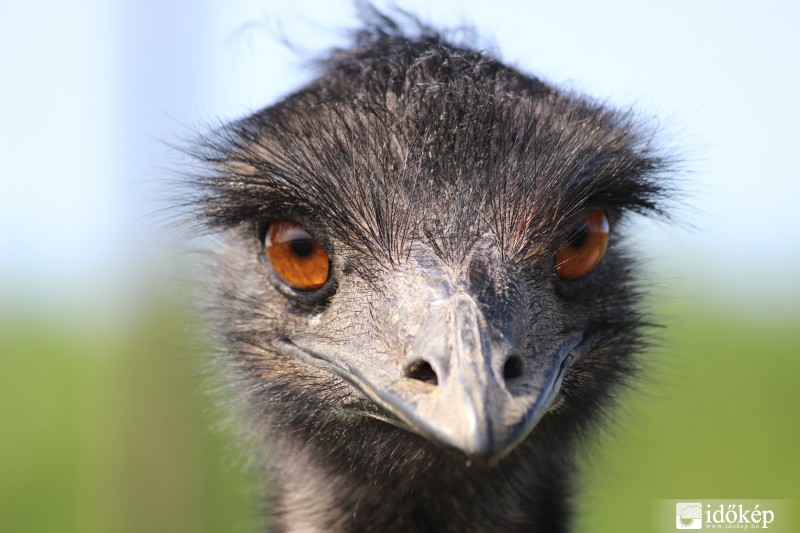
0;302;262;533
2;1;798;531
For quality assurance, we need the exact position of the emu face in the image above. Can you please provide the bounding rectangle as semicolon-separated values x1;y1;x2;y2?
193;31;667;468
272;233;578;460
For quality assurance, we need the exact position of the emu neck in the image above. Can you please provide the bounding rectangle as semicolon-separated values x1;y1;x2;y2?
266;433;573;533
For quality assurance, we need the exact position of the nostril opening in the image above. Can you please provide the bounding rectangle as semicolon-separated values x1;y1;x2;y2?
405;360;438;386
503;355;525;380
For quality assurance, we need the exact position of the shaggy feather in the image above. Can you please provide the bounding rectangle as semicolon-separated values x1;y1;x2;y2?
186;9;673;533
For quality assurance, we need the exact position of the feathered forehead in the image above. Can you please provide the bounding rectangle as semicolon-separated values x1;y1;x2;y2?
192;30;668;266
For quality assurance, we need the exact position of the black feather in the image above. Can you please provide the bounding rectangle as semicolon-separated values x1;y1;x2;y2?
184;9;675;532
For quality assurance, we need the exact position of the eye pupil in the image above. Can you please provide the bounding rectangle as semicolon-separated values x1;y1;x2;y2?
566;224;589;249
289;239;313;258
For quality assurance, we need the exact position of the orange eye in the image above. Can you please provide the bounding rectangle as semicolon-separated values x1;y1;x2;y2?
265;220;330;291
555;210;610;280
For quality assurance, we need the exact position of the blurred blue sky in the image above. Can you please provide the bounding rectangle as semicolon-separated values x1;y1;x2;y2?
2;0;798;314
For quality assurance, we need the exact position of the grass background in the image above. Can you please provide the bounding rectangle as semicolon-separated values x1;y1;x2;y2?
1;293;797;532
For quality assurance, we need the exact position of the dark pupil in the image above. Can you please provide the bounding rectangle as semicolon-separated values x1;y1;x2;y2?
567;224;589;249
289;239;313;258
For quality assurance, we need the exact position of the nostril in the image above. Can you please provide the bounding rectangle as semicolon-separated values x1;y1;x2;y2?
503;355;525;380
405;360;438;386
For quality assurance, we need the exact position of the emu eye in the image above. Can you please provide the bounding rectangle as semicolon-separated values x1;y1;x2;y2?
555;210;609;280
265;220;330;291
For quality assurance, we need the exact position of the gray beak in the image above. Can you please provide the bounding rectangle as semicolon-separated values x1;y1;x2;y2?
351;293;578;461
278;261;580;462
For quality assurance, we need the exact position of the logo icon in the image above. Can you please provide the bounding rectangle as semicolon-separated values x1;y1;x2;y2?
676;502;703;529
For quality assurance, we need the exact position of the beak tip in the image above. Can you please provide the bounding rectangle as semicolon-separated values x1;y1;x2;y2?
430;419;523;464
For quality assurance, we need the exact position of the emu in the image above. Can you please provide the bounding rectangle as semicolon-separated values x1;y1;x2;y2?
189;14;669;533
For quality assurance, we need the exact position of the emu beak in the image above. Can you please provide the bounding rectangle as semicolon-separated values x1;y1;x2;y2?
279;283;581;462
393;339;577;462
354;292;580;462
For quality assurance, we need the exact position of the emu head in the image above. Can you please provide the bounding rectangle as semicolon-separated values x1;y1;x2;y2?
192;25;667;466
